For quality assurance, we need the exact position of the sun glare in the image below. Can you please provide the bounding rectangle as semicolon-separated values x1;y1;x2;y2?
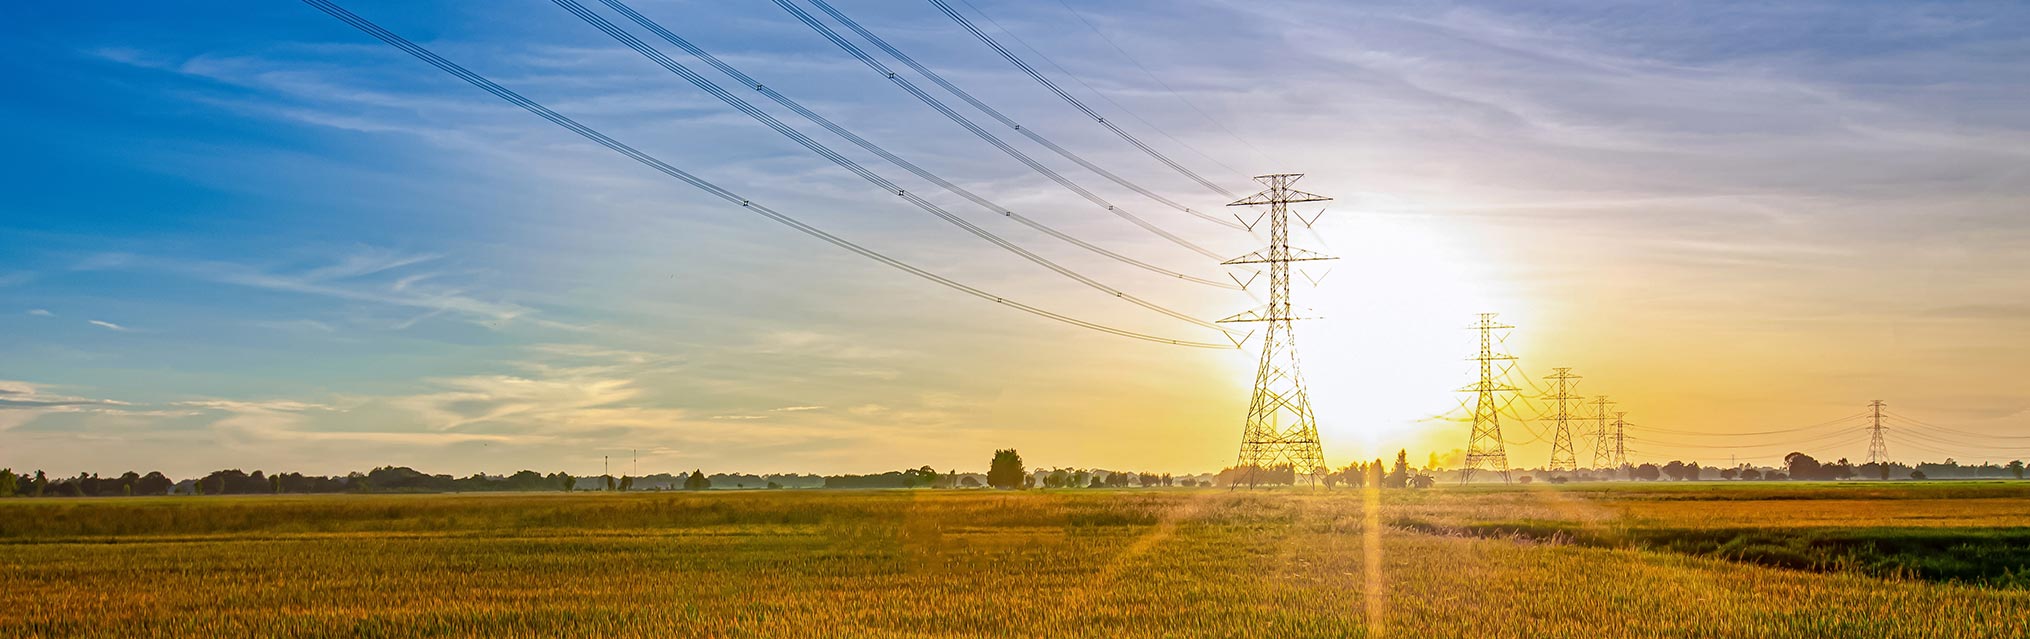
1278;212;1523;463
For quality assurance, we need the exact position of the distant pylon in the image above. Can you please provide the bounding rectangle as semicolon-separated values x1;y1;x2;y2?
1590;396;1615;470
1221;173;1336;488
1866;400;1889;466
1544;368;1582;473
1612;412;1630;470
1460;313;1517;484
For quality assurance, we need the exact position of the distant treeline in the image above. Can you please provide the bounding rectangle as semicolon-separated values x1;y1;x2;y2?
3;448;2020;498
0;465;992;497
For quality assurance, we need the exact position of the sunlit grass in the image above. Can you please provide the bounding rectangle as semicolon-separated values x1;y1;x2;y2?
1;484;2025;637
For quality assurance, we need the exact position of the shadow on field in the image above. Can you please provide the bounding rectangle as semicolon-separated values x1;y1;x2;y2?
1389;517;2030;588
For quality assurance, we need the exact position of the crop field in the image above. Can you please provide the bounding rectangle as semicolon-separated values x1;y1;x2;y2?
3;483;2028;638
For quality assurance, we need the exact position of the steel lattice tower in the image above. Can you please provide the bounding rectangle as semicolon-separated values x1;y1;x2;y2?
1544;368;1582;473
1590;396;1615;470
1460;313;1517;484
1866;399;1889;466
1612;412;1630;470
1221;173;1335;488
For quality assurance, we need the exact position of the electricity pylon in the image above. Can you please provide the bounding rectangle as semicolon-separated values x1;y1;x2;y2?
1544;368;1582;473
1590;396;1615;470
1460;313;1517;484
1612;412;1630;470
1866;400;1889;466
1221;173;1335;488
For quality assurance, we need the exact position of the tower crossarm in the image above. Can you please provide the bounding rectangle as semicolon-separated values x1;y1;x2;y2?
1222;247;1338;265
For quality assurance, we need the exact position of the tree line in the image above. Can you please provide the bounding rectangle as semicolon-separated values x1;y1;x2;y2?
0;464;1001;497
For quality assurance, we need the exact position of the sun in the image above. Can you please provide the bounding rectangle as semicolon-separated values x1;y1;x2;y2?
1269;211;1524;464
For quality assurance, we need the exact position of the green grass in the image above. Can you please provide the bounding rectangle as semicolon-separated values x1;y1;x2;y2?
2;484;2027;638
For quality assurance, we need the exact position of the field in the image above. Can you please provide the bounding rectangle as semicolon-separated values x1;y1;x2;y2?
3;483;2028;638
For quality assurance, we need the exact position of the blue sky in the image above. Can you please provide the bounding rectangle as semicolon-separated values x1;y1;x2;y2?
4;0;2028;477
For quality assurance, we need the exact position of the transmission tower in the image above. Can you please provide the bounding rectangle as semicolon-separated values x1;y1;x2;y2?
1460;313;1517;484
1544;368;1582;473
1866;400;1889;466
1221;173;1335;488
1612;412;1630;470
1590;396;1615;470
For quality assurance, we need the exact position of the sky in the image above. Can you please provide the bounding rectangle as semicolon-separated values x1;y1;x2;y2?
3;0;2028;478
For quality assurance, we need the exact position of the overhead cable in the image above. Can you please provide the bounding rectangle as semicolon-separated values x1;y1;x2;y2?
552;0;1231;334
779;0;1247;247
589;0;1236;290
301;0;1233;349
924;0;1239;199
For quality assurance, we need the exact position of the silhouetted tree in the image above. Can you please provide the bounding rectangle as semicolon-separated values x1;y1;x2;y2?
987;449;1025;489
1633;463;1662;481
1384;451;1410;488
1784;452;1822;481
1662;461;1687;481
1910;469;1928;480
683;470;711;491
0;469;15;498
2009;460;2025;480
561;473;577;491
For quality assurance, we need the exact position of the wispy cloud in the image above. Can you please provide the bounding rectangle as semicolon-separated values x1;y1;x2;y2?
0;381;134;431
73;248;560;331
86;319;133;332
249;318;338;333
27;309;54;317
176;399;335;413
771;405;825;412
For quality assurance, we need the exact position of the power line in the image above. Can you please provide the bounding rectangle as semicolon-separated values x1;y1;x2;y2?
926;0;1239;200
1636;429;1867;451
1623;413;1868;437
1894;428;2030;451
1046;0;1271;168
1884;411;2030;439
300;0;1232;349
589;0;1237;290
551;0;1231;334
785;0;1248;236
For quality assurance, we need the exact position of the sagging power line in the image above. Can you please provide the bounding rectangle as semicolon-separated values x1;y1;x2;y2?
300;0;1233;349
551;0;1231;334
782;0;1249;242
926;0;1240;200
586;0;1238;291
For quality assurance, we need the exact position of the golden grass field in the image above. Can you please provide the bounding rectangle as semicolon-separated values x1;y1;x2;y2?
3;483;2027;638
